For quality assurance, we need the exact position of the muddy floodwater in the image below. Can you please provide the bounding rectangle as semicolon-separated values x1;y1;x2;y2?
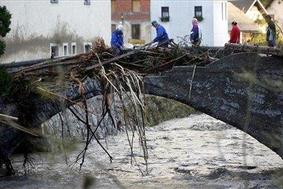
1;114;283;189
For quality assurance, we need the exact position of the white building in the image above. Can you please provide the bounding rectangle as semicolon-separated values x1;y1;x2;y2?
150;0;229;47
0;0;111;63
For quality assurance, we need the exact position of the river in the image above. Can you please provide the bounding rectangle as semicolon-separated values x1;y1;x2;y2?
0;114;282;189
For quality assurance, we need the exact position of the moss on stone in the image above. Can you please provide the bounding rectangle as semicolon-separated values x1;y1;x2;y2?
145;96;196;127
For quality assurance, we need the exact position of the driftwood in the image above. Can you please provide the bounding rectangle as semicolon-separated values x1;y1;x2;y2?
2;43;282;78
0;116;40;137
0;113;18;121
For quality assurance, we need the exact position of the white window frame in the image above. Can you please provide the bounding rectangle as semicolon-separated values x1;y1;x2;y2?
62;43;69;56
71;42;77;55
84;42;92;53
50;43;59;58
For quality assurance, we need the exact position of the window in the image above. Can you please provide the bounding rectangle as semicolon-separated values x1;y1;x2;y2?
84;42;92;53
194;6;202;18
50;43;59;58
131;24;141;39
50;0;58;4
111;0;116;13
71;42;77;55
63;43;68;56
84;0;90;5
132;0;141;12
161;7;169;22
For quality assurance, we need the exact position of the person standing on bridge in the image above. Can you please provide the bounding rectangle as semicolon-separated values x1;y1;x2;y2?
190;18;202;47
229;21;240;44
266;15;276;47
111;24;124;55
151;21;169;47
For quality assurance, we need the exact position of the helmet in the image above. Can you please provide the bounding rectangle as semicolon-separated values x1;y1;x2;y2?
151;21;158;26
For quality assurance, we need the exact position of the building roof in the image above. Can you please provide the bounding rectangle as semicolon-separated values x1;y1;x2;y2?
228;2;260;32
231;0;268;14
232;0;256;13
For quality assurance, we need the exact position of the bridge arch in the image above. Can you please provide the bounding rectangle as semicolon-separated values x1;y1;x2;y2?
1;53;283;160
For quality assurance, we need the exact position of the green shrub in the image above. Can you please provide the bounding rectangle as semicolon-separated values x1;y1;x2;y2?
249;33;266;46
0;6;11;57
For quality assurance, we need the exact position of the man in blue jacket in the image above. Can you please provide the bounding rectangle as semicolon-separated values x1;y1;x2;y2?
111;25;124;55
151;21;169;47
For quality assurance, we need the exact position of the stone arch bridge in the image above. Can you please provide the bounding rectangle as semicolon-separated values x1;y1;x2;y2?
0;47;282;171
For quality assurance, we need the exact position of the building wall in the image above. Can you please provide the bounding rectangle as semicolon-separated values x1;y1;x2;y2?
112;0;150;20
213;1;229;46
267;0;283;29
112;0;151;45
150;0;228;47
244;2;267;33
246;6;265;21
0;0;111;63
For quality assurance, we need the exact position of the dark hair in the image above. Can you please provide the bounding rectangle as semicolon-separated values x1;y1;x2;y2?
232;21;237;25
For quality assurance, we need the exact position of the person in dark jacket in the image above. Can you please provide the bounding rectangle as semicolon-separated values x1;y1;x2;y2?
229;21;240;44
190;18;201;46
266;15;276;47
111;24;124;55
151;21;169;47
